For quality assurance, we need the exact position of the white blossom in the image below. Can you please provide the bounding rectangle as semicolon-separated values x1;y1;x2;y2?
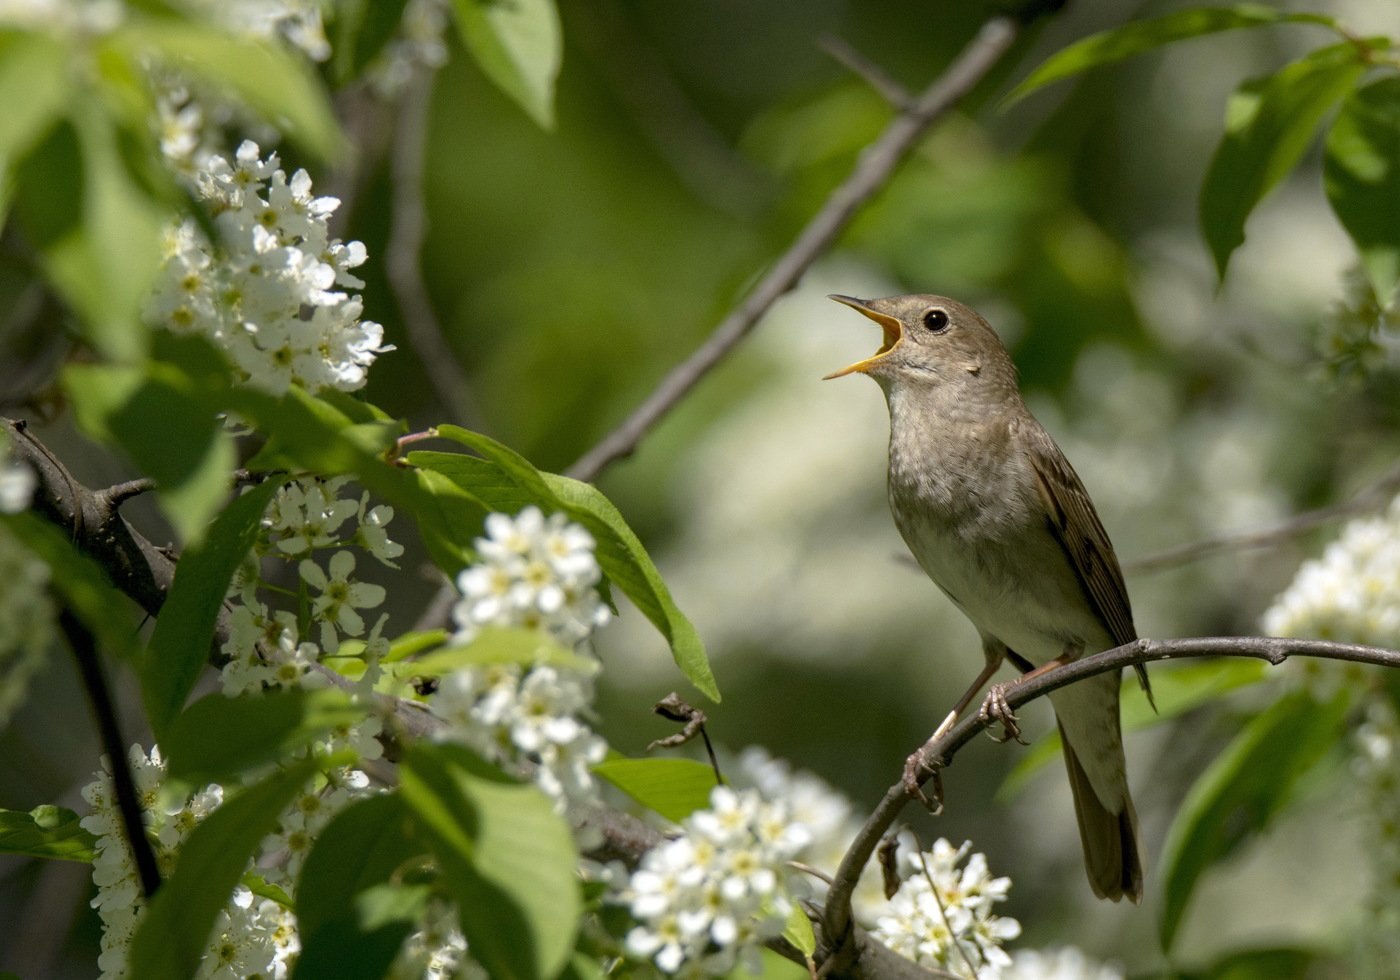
1004;946;1124;980
622;786;811;976
870;838;1020;979
1262;492;1400;649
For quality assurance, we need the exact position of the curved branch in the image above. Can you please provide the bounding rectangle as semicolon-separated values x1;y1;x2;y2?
819;635;1400;963
565;14;1024;483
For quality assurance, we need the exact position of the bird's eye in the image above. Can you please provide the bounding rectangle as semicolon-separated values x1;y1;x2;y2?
922;308;949;332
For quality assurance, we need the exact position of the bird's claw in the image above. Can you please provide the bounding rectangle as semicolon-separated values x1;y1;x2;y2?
978;684;1026;745
902;749;944;814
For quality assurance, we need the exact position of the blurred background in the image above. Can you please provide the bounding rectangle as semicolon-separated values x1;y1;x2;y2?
4;0;1400;976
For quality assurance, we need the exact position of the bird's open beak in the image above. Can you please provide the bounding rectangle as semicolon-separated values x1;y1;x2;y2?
823;295;903;379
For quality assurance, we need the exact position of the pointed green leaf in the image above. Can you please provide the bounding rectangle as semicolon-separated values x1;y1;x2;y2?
106;20;342;161
1003;6;1335;108
400;742;579;980
295;793;430;980
1158;689;1350;950
0;806;97;862
592;757;718;823
1325;76;1400;302
129;757;320;980
144;478;283;737
0;31;71;176
164;689;366;786
450;0;561;129
784;902;817;958
1200;45;1364;282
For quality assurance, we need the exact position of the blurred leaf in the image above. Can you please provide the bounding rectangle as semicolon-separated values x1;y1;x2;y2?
1200;44;1363;282
1325;76;1400;302
400;742;579;980
783;903;817;958
64;360;235;544
450;0;561;129
164;689;366;786
107;19;342;161
14;108;164;361
1003;6;1336;108
330;0;412;85
384;629;452;664
295;793;430;980
1158;689;1350;950
0;806;97;862
1177;945;1328;980
1000;659;1269;799
3;512;143;663
592;757;718;823
129;757;320;980
406;626;596;676
144;478;282;738
0;31;71;181
412;429;718;701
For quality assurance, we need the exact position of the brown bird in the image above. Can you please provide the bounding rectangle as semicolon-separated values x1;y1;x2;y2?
826;293;1146;903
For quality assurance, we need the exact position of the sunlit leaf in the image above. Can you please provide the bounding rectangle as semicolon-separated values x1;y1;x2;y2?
592;757;718;823
450;0;561;129
1325;76;1400;301
0;806;97;862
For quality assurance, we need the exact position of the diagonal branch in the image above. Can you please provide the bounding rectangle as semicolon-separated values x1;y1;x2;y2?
818;634;1400;964
565;14;1025;483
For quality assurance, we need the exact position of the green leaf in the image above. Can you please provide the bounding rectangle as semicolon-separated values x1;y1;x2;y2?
592;757;718;823
164;689;367;786
1000;659;1269;799
411;430;717;701
295;793;430;980
407;467;489;575
129;757;320;980
0;805;97;862
783;902;817;958
3;512;143;662
400;742;579;980
106;19;342;161
1002;6;1336;108
383;629;451;664
1325;76;1400;301
405;625;597;678
144;479;283;737
0;31;71;175
1158;689;1350;950
450;0;561;129
64;360;235;545
1200;44;1364;282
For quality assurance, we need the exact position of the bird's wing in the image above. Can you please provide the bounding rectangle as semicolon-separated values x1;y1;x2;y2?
1017;416;1138;650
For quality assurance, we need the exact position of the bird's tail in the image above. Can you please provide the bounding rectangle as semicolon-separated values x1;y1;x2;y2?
1058;718;1144;903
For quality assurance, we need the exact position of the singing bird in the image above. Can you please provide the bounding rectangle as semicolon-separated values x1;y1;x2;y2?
826;293;1146;903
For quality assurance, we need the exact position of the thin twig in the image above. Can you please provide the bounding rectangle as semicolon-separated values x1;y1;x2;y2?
821;35;914;109
565;15;1023;483
386;68;480;426
1124;462;1400;573
58;610;162;898
95;477;158;510
819;634;1400;959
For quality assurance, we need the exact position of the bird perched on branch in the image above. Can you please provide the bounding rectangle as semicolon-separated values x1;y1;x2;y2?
826;293;1147;903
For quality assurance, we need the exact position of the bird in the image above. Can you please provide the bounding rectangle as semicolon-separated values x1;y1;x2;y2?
825;292;1147;903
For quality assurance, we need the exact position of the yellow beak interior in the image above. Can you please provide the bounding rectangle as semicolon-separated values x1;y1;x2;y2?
824;294;904;379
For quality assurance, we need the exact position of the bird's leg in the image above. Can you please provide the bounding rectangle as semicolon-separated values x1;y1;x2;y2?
978;643;1081;744
903;648;1005;809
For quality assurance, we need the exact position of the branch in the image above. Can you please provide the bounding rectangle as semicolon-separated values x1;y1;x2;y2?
819;634;1400;962
565;14;1024;483
1124;462;1400;573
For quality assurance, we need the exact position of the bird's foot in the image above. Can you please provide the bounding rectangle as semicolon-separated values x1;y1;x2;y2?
902;749;944;814
978;683;1026;744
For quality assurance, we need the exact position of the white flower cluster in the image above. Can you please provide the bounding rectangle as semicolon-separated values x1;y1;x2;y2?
435;508;612;823
181;0;331;61
452;506;611;646
0;435;35;513
1004;946;1124;980
147;140;391;394
623;786;811;976
1261;493;1400;649
0;0;122;34
870;838;1020;979
80;745;298;980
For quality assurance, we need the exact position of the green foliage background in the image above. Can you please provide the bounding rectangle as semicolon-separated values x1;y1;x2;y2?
3;0;1400;977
